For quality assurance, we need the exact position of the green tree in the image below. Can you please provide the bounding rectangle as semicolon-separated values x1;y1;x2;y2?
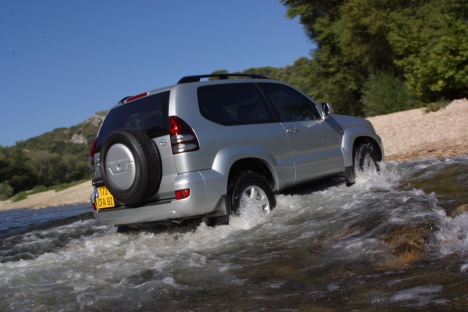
278;57;313;95
361;72;418;116
2;147;38;193
388;0;468;101
0;182;13;200
281;0;468;113
62;154;90;182
281;0;388;115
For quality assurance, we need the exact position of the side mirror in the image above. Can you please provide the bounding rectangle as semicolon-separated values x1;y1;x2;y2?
321;102;332;119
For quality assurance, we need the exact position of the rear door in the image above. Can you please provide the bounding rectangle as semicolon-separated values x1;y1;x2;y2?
259;83;344;184
95;91;177;200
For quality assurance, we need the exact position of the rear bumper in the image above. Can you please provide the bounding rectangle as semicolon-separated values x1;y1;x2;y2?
90;170;227;226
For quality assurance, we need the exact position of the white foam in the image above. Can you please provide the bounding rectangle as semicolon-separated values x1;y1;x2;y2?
391;285;442;306
1;157;467;309
432;212;468;256
354;161;400;190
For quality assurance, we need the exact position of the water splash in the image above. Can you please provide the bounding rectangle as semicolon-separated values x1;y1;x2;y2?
1;157;467;310
229;195;271;230
391;285;443;306
354;160;401;190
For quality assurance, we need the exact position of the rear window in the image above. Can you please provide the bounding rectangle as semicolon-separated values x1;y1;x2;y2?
197;83;275;125
96;91;170;150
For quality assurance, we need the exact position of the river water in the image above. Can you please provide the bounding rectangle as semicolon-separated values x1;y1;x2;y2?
1;156;467;311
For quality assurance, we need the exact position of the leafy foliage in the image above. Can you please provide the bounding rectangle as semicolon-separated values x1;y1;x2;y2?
281;0;467;113
0;182;13;200
12;191;27;202
362;72;418;116
424;99;451;113
387;0;468;101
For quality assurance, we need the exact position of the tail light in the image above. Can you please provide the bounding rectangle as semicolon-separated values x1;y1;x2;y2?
124;92;148;103
169;116;200;154
90;138;97;167
175;188;190;200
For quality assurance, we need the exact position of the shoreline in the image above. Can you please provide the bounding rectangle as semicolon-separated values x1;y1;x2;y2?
0;180;93;212
1;98;466;212
367;98;468;162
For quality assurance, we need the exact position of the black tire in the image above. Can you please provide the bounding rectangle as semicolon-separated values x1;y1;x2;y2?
100;128;162;204
228;172;276;216
353;141;380;173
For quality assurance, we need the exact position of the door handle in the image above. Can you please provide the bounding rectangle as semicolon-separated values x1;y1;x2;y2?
286;127;299;134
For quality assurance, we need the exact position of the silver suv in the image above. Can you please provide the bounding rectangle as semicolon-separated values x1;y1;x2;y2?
89;74;383;227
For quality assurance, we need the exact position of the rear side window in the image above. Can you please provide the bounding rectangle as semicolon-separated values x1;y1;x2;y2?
96;91;170;150
198;83;275;125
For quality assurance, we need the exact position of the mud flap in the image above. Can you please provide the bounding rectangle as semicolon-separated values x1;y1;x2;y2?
206;195;230;226
343;166;355;186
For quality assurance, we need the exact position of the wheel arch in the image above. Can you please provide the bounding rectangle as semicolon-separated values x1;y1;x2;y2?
353;137;383;162
211;145;279;192
228;158;276;191
342;129;384;167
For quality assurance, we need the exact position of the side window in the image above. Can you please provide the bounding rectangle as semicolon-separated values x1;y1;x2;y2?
259;83;321;122
198;83;275;125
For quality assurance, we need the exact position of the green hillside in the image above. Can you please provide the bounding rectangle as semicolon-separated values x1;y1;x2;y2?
0;111;107;199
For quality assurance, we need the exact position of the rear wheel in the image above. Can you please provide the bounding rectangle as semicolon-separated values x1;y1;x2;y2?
228;172;276;216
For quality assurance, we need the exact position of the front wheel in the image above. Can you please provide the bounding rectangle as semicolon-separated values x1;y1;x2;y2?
354;142;380;174
228;172;276;216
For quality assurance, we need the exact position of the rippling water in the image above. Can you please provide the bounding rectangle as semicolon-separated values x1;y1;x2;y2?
1;156;467;311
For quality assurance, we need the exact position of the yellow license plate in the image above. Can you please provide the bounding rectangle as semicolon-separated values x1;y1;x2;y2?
95;186;115;209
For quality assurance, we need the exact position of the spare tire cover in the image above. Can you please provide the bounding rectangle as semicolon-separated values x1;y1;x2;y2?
99;128;162;204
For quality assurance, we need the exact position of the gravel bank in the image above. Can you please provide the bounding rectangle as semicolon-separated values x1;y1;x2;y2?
367;98;468;161
1;99;466;211
0;182;93;211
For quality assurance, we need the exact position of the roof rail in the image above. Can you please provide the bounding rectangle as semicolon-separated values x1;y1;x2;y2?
177;74;269;84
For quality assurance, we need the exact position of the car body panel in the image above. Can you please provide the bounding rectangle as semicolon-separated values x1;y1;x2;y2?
332;114;384;167
90;75;384;226
281;118;344;183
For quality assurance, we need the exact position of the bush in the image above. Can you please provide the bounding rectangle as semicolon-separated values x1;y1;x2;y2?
52;180;86;192
12;191;27;202
0;182;14;200
424;99;450;113
31;185;48;195
362;72;418;117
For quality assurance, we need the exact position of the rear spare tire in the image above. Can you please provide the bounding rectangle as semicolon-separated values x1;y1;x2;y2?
100;128;161;204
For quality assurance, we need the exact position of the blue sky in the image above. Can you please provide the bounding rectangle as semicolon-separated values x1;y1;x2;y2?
0;0;314;147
